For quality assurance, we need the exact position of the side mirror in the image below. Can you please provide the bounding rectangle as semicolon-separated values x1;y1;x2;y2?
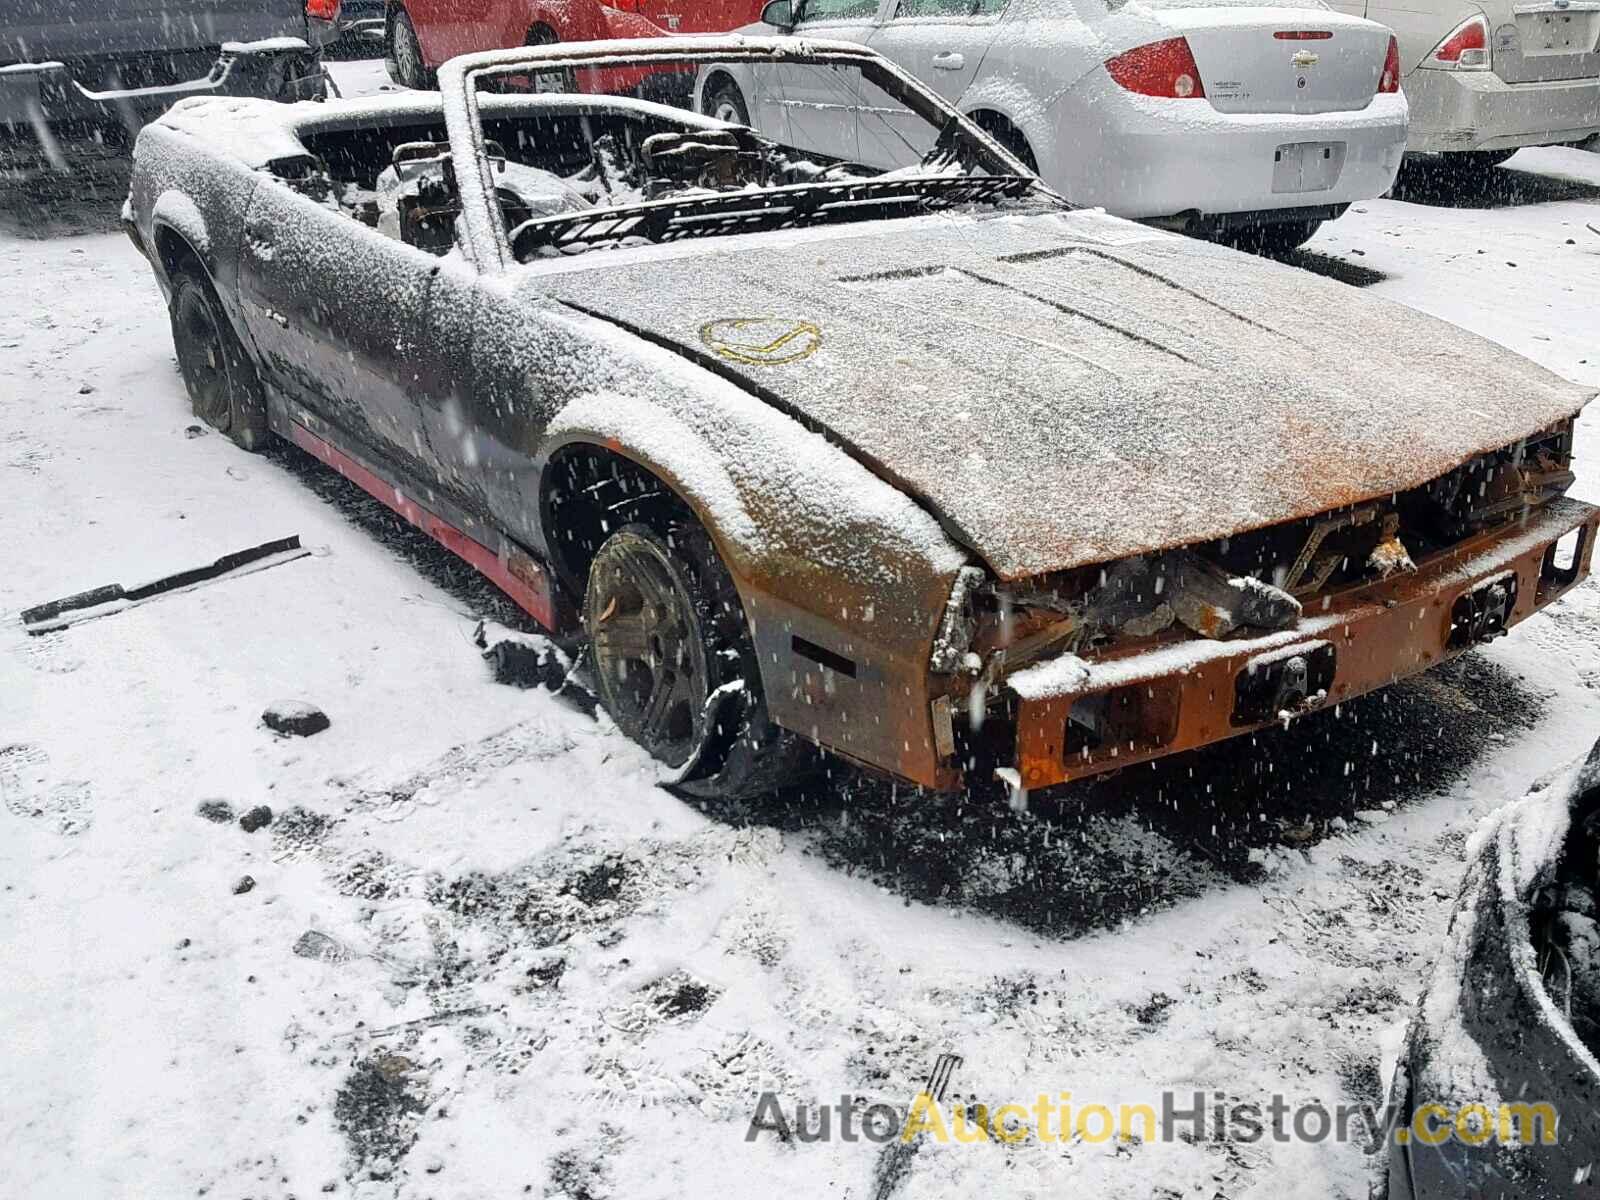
761;0;796;29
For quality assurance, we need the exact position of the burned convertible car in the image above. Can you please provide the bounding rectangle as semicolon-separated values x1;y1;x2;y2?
125;38;1597;798
1382;740;1600;1198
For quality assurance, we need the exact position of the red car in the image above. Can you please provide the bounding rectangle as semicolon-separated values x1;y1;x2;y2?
384;0;764;99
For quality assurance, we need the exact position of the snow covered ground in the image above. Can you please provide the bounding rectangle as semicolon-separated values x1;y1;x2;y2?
4;61;1600;1200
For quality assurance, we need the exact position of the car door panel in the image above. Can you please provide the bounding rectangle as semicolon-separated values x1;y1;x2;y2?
236;181;461;496
860;0;1004;168
776;0;887;158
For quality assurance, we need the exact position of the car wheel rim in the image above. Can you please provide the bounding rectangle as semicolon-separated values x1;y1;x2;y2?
174;287;231;430
587;535;710;769
711;97;742;124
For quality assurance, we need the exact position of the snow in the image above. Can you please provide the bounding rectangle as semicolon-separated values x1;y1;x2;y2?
6;64;1600;1198
220;36;314;55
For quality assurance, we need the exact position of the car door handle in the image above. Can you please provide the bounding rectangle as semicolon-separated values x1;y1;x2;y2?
932;51;965;70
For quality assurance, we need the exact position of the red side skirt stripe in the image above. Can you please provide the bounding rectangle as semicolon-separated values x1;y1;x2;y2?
285;421;563;632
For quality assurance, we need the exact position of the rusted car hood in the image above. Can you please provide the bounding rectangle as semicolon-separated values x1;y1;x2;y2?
538;208;1592;580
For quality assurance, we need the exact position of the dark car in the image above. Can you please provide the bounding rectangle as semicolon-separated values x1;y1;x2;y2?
1382;740;1600;1197
0;0;335;171
123;38;1595;801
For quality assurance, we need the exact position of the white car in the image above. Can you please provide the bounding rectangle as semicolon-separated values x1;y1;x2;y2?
696;0;1410;249
1328;0;1600;171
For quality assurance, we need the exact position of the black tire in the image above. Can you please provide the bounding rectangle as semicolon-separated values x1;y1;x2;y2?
972;113;1037;173
584;521;804;800
702;77;750;127
168;266;270;452
385;7;434;90
523;26;577;93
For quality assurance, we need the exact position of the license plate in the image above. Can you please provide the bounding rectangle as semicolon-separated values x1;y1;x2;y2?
1271;141;1345;194
1515;4;1600;55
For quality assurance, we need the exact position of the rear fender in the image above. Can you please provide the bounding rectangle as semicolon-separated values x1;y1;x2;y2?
131;121;263;348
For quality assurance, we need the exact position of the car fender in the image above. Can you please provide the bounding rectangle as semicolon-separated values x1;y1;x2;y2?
519;0;628;44
532;309;970;785
692;57;757;114
538;380;968;654
151;189;211;268
129;117;261;336
965;3;1176;188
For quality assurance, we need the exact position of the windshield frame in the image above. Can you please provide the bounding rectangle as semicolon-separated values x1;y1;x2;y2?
437;36;1054;272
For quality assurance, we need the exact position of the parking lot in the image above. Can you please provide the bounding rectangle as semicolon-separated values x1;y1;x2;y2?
4;55;1600;1200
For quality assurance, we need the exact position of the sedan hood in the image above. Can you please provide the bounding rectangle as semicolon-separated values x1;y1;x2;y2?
538;208;1591;580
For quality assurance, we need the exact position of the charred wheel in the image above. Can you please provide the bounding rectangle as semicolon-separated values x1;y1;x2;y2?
168;266;269;451
584;521;805;799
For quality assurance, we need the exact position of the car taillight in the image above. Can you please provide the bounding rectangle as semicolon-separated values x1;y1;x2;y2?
1426;14;1490;69
306;0;340;19
1105;37;1206;99
1378;35;1402;92
1272;30;1333;39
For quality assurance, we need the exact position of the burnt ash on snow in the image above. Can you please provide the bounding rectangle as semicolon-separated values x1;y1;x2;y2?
333;1053;430;1181
691;651;1546;941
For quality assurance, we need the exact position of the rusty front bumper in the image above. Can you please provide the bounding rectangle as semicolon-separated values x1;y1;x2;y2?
1011;497;1599;792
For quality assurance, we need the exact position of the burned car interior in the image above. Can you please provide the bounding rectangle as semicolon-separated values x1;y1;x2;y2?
281;98;747;256
268;66;1039;261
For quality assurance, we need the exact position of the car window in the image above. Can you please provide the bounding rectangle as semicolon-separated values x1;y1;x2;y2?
798;0;879;21
1109;0;1323;8
895;0;1006;14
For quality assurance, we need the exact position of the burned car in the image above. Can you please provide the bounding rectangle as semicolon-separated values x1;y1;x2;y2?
124;37;1596;799
1382;739;1600;1198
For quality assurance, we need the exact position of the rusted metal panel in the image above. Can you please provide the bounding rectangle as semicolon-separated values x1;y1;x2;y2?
738;583;960;791
1014;499;1600;792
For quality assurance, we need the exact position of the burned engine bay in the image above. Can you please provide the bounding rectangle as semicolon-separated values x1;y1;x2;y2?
936;419;1579;746
275;99;944;259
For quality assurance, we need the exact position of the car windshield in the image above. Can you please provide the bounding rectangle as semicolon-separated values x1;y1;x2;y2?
1102;0;1327;10
454;42;1057;262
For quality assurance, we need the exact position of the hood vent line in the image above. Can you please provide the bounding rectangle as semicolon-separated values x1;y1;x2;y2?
998;245;1289;341
957;267;1200;366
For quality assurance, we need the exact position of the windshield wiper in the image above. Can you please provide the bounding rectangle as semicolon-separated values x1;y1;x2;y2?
509;174;1036;260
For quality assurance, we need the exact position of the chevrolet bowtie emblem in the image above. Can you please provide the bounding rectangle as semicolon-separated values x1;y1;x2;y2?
699;317;822;366
1291;49;1320;67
